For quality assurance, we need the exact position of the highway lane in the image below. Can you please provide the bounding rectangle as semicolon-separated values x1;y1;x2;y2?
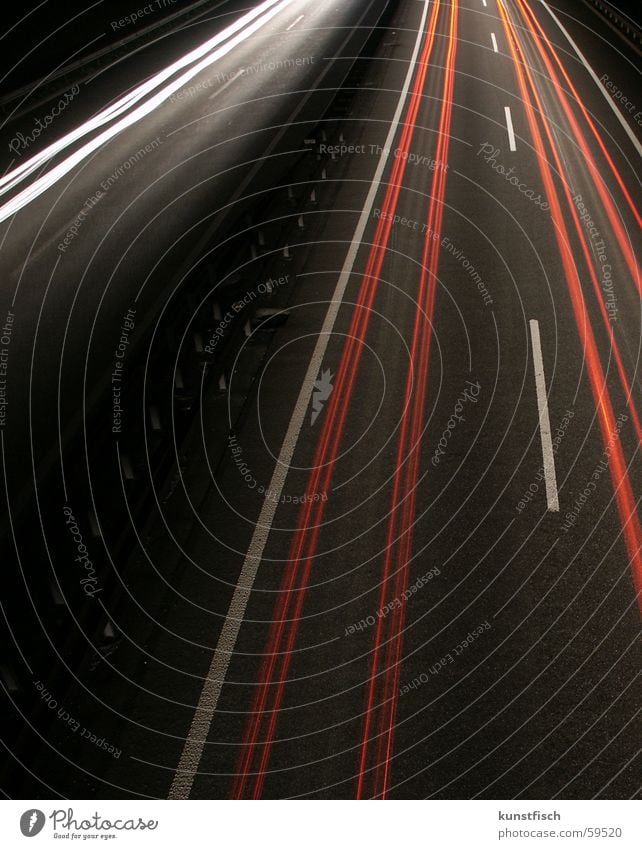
179;0;641;799
2;0;641;799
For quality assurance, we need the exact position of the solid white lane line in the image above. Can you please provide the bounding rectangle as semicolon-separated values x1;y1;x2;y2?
529;320;559;513
167;0;434;800
539;0;642;160
286;13;304;30
491;32;498;52
504;105;517;151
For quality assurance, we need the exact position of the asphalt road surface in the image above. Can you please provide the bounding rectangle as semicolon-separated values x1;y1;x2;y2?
1;0;641;800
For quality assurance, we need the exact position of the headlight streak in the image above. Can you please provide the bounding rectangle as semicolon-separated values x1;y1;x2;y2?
357;0;458;801
0;0;298;222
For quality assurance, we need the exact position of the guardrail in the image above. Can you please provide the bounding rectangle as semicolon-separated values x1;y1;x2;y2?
584;0;642;50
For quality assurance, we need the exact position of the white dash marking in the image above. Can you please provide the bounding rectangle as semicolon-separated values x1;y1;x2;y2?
529;320;559;512
286;14;304;31
491;32;498;52
504;105;517;151
482;0;488;6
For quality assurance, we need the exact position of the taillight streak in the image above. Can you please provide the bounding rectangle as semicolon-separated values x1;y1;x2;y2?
231;0;444;799
513;0;641;291
498;0;642;611
357;0;458;800
504;1;642;445
517;0;642;238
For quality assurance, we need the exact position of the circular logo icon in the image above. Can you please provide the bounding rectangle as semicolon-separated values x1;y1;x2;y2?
20;810;45;837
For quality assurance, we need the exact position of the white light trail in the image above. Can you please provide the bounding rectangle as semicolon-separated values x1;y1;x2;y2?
0;0;297;222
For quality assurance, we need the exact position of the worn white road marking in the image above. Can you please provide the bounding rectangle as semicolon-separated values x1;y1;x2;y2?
491;32;498;52
286;14;304;31
529;320;559;512
504;105;517;151
167;0;434;800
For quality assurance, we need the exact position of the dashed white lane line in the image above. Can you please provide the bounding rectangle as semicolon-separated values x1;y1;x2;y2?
286;13;304;30
504;105;517;151
491;32;498;53
482;0;488;7
167;0;434;800
529;320;560;513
